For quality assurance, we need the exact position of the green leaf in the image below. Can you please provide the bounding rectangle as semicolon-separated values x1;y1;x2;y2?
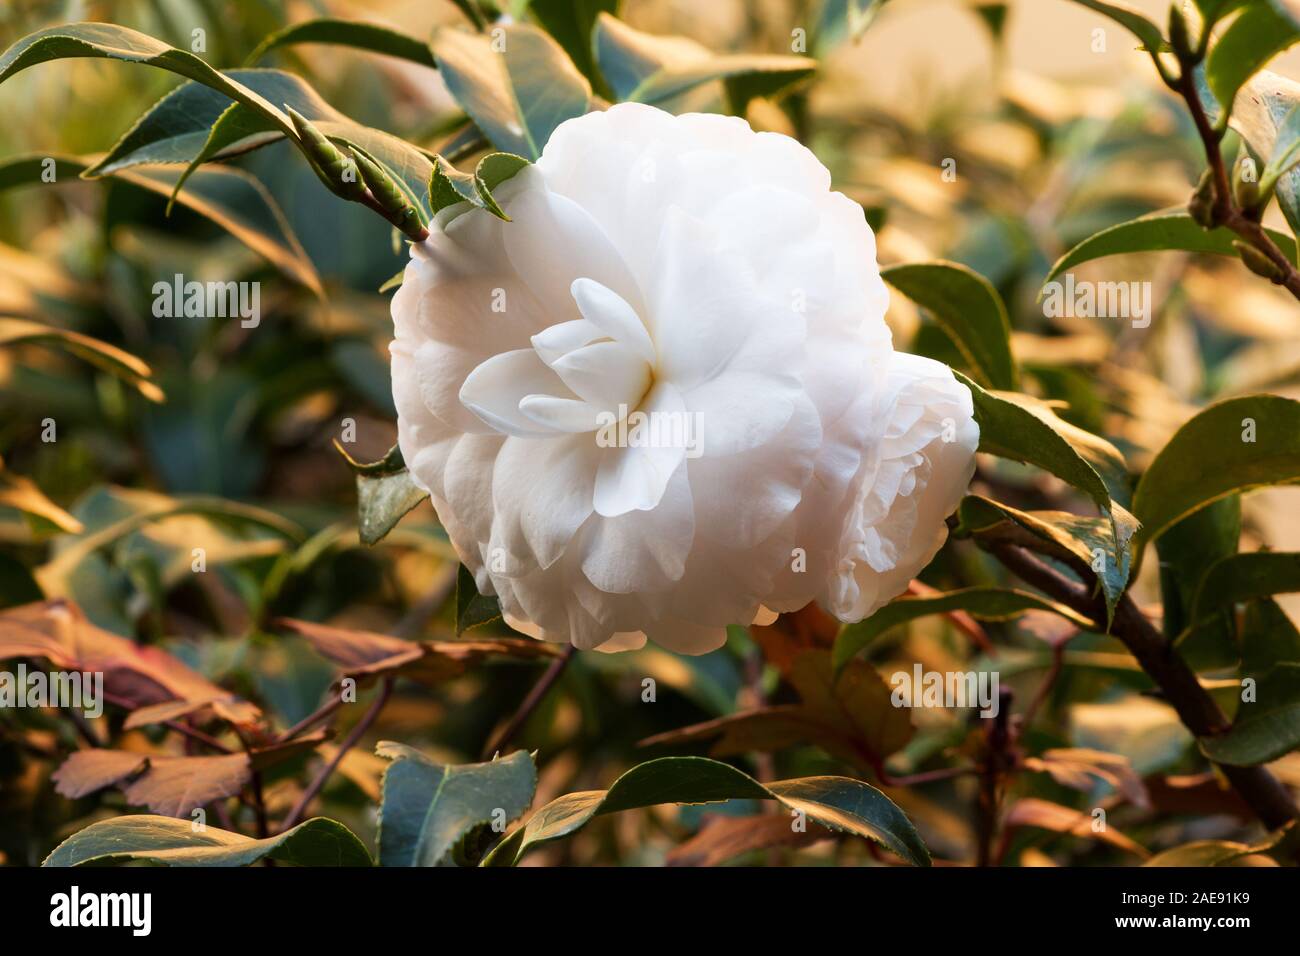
1160;497;1241;670
1234;71;1300;246
432;24;591;160
1066;1;1165;52
1044;209;1299;283
1191;551;1300;625
956;372;1137;548
0;316;162;402
430;151;530;219
1200;667;1300;765
482;756;930;866
0;23;296;139
456;563;503;634
376;744;536;866
0;153;321;294
1132;395;1300;549
334;442;429;547
594;14;815;113
849;1;890;41
1206;0;1300;120
833;586;1094;670
1199;600;1300;766
882;261;1018;390
243;17;438;68
954;495;1132;621
43;815;372;867
527;0;619;95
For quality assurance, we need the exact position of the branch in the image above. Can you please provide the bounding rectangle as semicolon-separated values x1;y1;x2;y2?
985;542;1298;830
480;645;575;760
280;678;393;833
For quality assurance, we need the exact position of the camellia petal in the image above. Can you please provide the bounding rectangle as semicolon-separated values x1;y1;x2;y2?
389;102;978;654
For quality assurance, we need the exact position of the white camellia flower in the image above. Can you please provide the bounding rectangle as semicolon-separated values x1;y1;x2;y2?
390;102;978;654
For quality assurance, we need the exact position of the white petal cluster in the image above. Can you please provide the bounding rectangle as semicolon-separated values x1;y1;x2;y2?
390;103;978;653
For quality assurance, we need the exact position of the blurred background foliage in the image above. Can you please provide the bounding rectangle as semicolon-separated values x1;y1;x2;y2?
2;0;1300;868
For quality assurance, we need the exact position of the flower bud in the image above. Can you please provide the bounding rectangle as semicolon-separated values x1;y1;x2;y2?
1233;241;1284;282
1189;169;1217;228
286;107;365;200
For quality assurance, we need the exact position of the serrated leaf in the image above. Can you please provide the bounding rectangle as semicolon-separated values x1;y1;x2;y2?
456;563;502;633
43;815;372;866
243;17;438;68
429;151;529;219
483;756;929;866
1206;0;1300;119
333;442;429;546
1044;209;1299;284
954;495;1132;621
833;586;1094;671
882;261;1018;389
594;13;815;113
376;744;536;866
956;372;1137;548
0;23;296;138
1132;395;1300;549
433;24;591;160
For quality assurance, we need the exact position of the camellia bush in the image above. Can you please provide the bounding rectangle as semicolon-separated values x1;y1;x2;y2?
2;0;1300;870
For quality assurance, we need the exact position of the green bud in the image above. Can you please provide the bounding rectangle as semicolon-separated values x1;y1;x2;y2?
1188;168;1217;228
286;106;364;199
1168;5;1192;59
353;150;427;241
1233;241;1284;282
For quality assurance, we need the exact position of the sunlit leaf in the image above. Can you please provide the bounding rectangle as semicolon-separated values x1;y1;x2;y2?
43;815;371;866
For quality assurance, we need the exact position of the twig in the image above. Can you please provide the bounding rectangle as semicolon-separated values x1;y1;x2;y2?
280;678;393;833
986;542;1298;830
276;695;344;744
480;645;576;760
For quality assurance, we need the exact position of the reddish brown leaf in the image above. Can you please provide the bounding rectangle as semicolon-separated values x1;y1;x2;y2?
51;749;148;798
276;617;560;685
751;604;840;675
0;600;259;724
1004;797;1149;858
52;749;251;816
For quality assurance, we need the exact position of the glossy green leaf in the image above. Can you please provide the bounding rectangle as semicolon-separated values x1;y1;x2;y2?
44;815;371;866
376;744;536;866
833;586;1093;670
1132;395;1300;548
430;152;530;219
1191;551;1300;626
882;261;1018;389
0;23;295;138
1044;209;1299;283
1160;497;1241;670
1206;1;1300;119
954;495;1132;621
243;17;438;68
334;442;429;547
956;372;1137;548
433;24;591;160
594;14;815;113
1066;1;1165;51
527;0;619;95
482;756;930;866
456;563;502;634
